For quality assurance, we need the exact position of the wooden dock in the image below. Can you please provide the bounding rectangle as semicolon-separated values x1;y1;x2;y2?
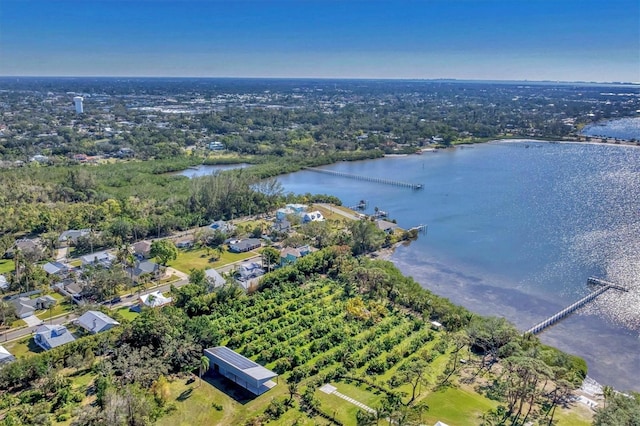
305;167;423;189
525;277;627;335
410;224;428;234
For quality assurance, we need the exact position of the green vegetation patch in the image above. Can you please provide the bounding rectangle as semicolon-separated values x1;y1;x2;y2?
169;247;257;273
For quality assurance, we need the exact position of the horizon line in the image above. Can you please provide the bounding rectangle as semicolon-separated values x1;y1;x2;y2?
1;75;638;86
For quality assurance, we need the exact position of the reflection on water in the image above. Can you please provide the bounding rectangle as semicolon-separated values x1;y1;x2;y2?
581;116;640;140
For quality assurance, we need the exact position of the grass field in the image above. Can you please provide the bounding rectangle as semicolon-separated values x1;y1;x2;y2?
0;258;14;274
421;386;498;426
168;246;257;273
315;381;385;425
115;306;139;322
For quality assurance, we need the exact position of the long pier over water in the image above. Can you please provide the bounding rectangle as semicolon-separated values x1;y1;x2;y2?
525;277;627;335
304;167;423;189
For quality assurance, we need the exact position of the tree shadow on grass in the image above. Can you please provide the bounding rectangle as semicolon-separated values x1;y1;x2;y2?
177;387;194;401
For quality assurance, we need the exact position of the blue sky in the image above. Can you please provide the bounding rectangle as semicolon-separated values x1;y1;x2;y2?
1;0;638;82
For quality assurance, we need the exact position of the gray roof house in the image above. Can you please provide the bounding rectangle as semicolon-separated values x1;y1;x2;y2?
210;220;236;234
34;324;76;350
42;261;69;276
205;268;226;288
0;345;15;365
126;260;161;282
15;238;43;254
58;229;90;245
11;295;57;319
132;240;152;258
204;346;277;396
238;261;264;281
76;310;120;334
375;219;398;234
229;238;261;253
280;245;313;266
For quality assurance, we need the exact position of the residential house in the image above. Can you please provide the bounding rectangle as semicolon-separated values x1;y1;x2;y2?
238;261;264;281
210;220;236;234
0;275;8;291
58;229;90;246
54;281;84;300
11;295;57;319
174;237;194;249
286;203;307;214
0;345;15;365
229;238;261;253
375;219;398;234
132;240;152;258
271;219;291;233
14;238;44;257
275;207;295;221
205;268;226;288
302;211;324;223
207;141;225;151
80;250;115;267
126;260;161;283
41;261;69;276
280;245;313;267
76;310;120;334
34;324;75;350
139;291;172;308
203;346;277;396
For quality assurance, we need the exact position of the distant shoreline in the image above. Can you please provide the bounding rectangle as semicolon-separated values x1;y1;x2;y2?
492;137;640;149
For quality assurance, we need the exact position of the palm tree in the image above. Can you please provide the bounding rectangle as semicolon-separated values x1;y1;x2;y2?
601;385;614;409
199;355;210;386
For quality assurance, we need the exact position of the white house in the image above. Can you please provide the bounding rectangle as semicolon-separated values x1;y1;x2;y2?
0;345;15;365
302;211;324;223
0;275;8;290
139;291;172;308
80;250;115;267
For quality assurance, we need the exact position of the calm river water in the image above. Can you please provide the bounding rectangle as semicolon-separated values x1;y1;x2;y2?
274;142;640;391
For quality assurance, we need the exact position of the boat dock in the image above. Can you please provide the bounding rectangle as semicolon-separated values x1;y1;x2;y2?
525;277;628;335
305;167;423;189
409;224;428;234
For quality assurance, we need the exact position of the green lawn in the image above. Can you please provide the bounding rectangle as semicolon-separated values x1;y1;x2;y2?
421;386;498;426
5;335;43;359
115;306;139;322
36;300;73;321
156;376;239;426
315;381;385;425
0;258;14;274
168;247;257;273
